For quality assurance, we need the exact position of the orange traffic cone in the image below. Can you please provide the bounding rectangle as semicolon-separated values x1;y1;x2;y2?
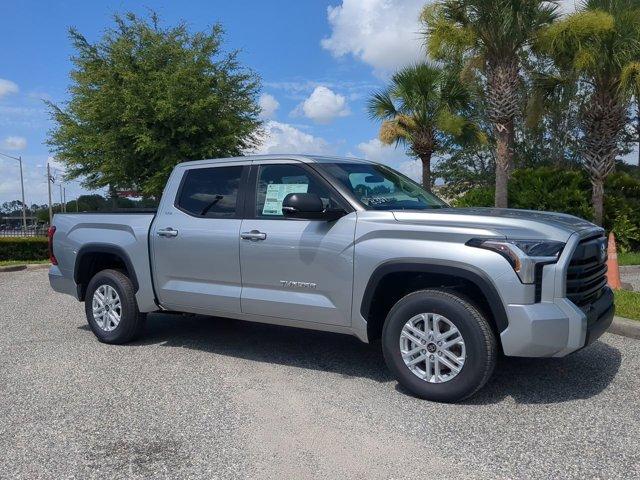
606;232;622;290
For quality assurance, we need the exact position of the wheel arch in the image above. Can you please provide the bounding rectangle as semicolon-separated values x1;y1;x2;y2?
74;244;139;300
360;261;509;342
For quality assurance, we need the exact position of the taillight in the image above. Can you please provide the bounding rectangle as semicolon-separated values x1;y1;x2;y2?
47;226;58;265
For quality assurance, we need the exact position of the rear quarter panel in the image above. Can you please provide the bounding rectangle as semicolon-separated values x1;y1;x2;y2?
52;213;157;312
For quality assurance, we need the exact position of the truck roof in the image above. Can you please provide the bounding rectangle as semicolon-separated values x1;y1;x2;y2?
177;154;375;168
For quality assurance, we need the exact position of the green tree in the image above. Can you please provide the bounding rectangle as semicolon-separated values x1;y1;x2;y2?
367;62;482;189
422;0;557;207
537;0;640;225
47;12;262;197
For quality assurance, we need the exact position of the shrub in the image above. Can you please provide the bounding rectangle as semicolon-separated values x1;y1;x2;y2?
0;237;49;261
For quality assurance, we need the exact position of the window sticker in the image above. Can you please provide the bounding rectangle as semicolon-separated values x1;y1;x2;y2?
262;183;309;215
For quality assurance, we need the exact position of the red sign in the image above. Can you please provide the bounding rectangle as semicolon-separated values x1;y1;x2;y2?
115;190;141;198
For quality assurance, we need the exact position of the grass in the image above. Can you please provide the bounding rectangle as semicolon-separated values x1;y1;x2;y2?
618;251;640;266
0;259;49;267
614;289;640;321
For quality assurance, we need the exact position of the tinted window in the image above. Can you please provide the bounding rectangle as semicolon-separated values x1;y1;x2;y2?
177;166;243;217
255;164;342;217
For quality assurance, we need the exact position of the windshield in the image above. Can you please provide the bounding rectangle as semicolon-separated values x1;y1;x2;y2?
318;162;448;211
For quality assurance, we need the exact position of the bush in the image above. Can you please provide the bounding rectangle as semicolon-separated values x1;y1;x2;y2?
0;237;49;261
454;166;640;251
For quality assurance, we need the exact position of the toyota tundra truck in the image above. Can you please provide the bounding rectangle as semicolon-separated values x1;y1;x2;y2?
48;154;615;402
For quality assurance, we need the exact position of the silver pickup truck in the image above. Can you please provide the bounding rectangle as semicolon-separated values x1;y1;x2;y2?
49;154;614;402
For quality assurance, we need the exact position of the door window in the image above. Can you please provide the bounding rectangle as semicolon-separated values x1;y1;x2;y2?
255;164;342;218
176;166;243;218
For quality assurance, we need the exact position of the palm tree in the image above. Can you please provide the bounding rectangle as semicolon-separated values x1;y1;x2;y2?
367;63;482;189
421;0;557;207
537;0;640;225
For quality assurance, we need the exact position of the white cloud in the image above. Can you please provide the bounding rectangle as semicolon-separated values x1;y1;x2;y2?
294;86;350;124
357;137;407;163
356;137;422;181
252;121;333;155
1;136;27;151
258;93;279;119
0;79;19;99
321;0;425;77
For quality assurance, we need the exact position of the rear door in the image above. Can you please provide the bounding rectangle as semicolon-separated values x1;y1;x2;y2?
239;161;357;326
151;162;248;314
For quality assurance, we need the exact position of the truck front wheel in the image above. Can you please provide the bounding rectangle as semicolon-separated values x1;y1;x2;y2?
84;269;146;344
382;289;497;402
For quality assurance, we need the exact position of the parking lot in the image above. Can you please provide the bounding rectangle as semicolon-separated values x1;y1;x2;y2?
1;268;639;479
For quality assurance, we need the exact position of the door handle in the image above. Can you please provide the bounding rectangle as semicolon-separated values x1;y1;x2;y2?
157;227;179;238
240;230;267;241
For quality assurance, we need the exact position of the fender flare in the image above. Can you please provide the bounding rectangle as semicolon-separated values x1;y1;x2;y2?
74;243;139;292
360;261;509;332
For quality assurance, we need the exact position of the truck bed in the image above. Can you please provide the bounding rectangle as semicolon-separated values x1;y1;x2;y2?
48;212;158;312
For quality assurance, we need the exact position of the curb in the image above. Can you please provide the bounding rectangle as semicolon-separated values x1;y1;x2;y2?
608;316;640;340
0;263;50;273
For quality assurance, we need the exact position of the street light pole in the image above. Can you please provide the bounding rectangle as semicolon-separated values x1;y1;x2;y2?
0;151;28;230
47;162;53;224
18;156;27;229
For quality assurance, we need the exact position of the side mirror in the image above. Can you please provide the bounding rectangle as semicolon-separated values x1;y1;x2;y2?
282;193;345;221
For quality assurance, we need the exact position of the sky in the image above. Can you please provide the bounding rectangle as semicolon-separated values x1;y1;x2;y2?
0;0;632;205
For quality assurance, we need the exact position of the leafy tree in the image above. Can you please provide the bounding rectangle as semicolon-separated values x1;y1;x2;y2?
47;12;262;197
537;0;640;225
422;0;557;207
367;62;482;189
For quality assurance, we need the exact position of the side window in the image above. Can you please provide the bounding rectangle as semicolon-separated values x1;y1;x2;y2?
176;166;243;218
255;164;342;218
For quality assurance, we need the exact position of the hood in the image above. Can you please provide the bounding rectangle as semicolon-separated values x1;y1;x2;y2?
392;207;600;242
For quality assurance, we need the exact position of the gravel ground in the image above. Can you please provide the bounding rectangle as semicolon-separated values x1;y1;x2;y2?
1;269;639;480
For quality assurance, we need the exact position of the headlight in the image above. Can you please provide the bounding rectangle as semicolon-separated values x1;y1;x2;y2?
466;238;565;284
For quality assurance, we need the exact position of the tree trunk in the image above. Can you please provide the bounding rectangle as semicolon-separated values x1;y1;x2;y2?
592;177;604;226
420;152;432;191
494;121;513;208
636;109;640;167
486;58;518;209
581;88;627;226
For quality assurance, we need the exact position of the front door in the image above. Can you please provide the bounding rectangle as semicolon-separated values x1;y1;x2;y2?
239;162;356;326
151;163;246;315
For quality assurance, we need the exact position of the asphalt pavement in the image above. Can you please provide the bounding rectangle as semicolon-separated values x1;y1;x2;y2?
1;269;639;479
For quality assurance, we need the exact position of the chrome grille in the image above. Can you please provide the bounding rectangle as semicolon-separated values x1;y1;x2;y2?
566;234;608;308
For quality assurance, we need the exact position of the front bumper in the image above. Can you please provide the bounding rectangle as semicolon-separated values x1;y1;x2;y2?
500;286;614;357
499;228;613;358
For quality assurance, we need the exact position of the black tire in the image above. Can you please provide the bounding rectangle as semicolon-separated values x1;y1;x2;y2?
382;289;496;403
84;269;146;344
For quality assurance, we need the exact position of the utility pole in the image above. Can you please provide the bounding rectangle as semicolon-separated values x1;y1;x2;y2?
47;162;53;224
18;156;26;228
0;151;27;230
63;187;67;213
59;184;64;212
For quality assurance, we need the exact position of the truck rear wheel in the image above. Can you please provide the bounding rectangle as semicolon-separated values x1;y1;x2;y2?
382;289;496;402
84;269;146;344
